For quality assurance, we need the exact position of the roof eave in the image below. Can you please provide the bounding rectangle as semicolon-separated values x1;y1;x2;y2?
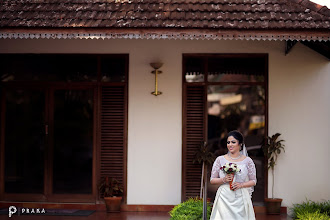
0;27;329;41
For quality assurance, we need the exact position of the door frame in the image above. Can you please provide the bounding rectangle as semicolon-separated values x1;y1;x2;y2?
181;53;269;203
0;53;129;204
0;84;97;202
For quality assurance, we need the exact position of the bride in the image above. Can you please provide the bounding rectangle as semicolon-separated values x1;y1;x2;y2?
210;130;257;220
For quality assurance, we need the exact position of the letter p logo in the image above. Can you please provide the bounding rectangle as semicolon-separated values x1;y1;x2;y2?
8;206;17;217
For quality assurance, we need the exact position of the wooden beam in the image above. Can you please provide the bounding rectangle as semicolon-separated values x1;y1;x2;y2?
285;40;298;55
301;41;330;60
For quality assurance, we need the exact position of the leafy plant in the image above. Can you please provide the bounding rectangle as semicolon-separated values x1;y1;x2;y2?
193;141;215;166
262;133;285;199
296;210;330;220
290;199;330;219
98;177;123;197
193;141;215;198
169;198;211;220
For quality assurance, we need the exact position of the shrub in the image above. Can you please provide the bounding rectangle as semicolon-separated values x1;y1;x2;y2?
169;198;212;220
291;200;330;219
296;210;330;220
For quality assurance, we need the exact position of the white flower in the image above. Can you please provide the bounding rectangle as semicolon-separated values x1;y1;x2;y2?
221;162;241;174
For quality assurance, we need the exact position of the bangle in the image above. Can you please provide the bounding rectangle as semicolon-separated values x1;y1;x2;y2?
222;177;226;184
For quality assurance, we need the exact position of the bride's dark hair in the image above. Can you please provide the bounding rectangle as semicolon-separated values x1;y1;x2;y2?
228;130;244;145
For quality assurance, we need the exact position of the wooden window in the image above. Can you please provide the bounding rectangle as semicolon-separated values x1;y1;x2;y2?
99;86;126;200
182;86;206;200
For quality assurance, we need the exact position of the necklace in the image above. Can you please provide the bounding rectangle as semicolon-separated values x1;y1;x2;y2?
227;153;242;160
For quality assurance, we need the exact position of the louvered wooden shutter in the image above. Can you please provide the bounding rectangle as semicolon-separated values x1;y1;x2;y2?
183;85;205;200
100;86;126;195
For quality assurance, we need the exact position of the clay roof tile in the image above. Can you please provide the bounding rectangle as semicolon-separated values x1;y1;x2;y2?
0;0;328;31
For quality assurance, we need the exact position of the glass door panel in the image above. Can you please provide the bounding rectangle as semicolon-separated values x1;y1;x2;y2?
53;89;93;194
206;85;265;205
4;89;45;193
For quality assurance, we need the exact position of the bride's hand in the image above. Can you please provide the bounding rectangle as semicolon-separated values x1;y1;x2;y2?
232;182;244;190
224;174;234;183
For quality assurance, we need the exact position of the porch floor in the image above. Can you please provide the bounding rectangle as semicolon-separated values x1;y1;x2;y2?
1;211;291;219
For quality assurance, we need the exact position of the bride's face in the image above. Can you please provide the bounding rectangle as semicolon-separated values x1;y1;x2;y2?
227;136;240;154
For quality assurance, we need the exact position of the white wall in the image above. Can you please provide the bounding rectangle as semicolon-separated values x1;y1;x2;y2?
268;43;330;207
1;38;329;208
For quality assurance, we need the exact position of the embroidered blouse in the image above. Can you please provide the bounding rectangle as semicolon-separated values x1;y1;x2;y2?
211;156;257;195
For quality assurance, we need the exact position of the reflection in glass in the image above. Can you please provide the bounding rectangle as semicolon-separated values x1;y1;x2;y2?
0;54;97;82
206;85;265;205
185;57;204;82
53;90;93;194
4;90;45;193
207;57;265;82
101;56;126;82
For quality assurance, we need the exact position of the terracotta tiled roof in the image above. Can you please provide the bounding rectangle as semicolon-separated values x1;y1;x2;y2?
0;0;329;41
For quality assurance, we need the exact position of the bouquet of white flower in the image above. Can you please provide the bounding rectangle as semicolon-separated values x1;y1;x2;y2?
220;163;241;190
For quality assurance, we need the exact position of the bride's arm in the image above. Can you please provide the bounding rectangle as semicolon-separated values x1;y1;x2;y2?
210;157;228;185
246;158;257;186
